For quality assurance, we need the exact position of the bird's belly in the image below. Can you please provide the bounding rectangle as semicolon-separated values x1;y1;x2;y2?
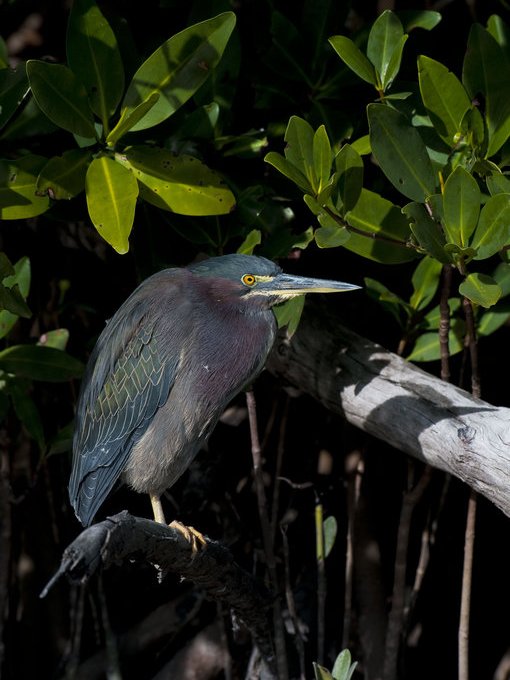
123;309;275;496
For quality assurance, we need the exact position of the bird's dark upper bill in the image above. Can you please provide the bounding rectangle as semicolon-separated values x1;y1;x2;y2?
271;273;361;294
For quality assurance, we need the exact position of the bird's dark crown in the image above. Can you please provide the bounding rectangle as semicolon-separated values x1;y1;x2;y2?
187;254;281;283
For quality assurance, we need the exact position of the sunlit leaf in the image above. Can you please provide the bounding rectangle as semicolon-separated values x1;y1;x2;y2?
264;151;311;193
407;328;464;361
273;295;305;337
329;36;376;85
26;61;96;138
37;148;90;200
0;154;50;219
67;0;124;122
313;125;332;193
459;272;501;308
398;10;442;32
478;299;510;336
486;172;510;196
85;156;139;253
237;229;261;255
121;12;236;131
314;663;334;680
106;92;160;146
284;115;316;188
323;516;337;558
37;328;70;350
367;11;404;90
120;146;234;216
332;649;358;680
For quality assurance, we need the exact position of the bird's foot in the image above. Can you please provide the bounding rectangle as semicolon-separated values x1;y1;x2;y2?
169;520;207;555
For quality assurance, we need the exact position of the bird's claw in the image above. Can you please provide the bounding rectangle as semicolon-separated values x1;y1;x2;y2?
169;520;207;555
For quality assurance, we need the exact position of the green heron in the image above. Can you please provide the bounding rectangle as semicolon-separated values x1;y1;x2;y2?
69;254;359;527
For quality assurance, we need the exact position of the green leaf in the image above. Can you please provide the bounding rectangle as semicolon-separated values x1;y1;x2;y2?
264;151;311;193
383;34;408;91
0;284;30;317
0;257;31;339
273;295;305;337
0;345;84;381
0;154;50;219
328;36;376;85
323;516;337;558
487;15;510;59
459;272;502;308
120;146;234;216
442;166;480;246
85;156;139;254
407;328;464;361
106;92;160;146
313;125;332;194
0;67;30;130
9;380;45;448
365;277;409;325
492;262;510;296
37;328;69;350
26;61;97;138
334;144;363;214
0;253;14;280
284;116;316;188
486;172;510;196
418;56;471;147
67;0;124;124
471;193;510;259
237;229;261;255
350;135;371;155
345;188;417;263
315;223;350;249
422;298;461;330
367;11;404;90
332;649;358;680
121;12;236;131
410;256;443;310
314;663;334;680
398;10;442;32
368;103;436;202
403;201;449;263
463;24;510;156
478;299;510;336
36;148;90;200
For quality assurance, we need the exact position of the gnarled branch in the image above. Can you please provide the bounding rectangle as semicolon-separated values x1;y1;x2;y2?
267;305;510;517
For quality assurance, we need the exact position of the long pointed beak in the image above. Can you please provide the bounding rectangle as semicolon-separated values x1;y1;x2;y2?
270;272;361;296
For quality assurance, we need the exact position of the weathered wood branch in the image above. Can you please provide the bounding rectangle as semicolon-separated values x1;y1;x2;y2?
46;512;275;674
267;304;510;517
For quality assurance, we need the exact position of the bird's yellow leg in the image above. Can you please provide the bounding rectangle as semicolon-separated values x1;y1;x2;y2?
150;494;167;524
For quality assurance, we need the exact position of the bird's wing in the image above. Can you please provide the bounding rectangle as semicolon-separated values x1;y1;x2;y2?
69;282;181;526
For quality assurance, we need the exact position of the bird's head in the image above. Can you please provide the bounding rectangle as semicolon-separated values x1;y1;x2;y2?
187;254;360;308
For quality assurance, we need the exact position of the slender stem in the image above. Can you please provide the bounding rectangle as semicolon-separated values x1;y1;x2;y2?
458;292;480;680
315;498;326;666
383;465;433;680
459;490;477;680
246;389;288;680
270;397;290;548
281;526;306;680
439;265;453;382
342;451;363;650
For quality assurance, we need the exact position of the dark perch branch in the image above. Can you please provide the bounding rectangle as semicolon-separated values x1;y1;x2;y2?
266;304;510;517
43;512;276;675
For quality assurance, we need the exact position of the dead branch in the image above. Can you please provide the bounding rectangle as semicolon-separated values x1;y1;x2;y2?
45;511;276;675
267;304;510;518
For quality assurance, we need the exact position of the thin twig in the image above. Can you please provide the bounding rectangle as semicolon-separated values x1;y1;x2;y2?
440;265;453;382
383;465;433;680
246;389;288;680
270;396;290;549
315;498;326;666
281;526;306;680
342;451;363;650
458;293;480;680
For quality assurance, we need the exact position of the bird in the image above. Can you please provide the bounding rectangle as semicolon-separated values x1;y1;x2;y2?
69;254;360;527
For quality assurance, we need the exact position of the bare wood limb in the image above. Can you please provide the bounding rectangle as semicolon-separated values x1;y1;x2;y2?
44;511;276;676
267;305;510;518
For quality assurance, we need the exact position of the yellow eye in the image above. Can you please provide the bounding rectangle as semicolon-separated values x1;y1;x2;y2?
242;274;256;287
